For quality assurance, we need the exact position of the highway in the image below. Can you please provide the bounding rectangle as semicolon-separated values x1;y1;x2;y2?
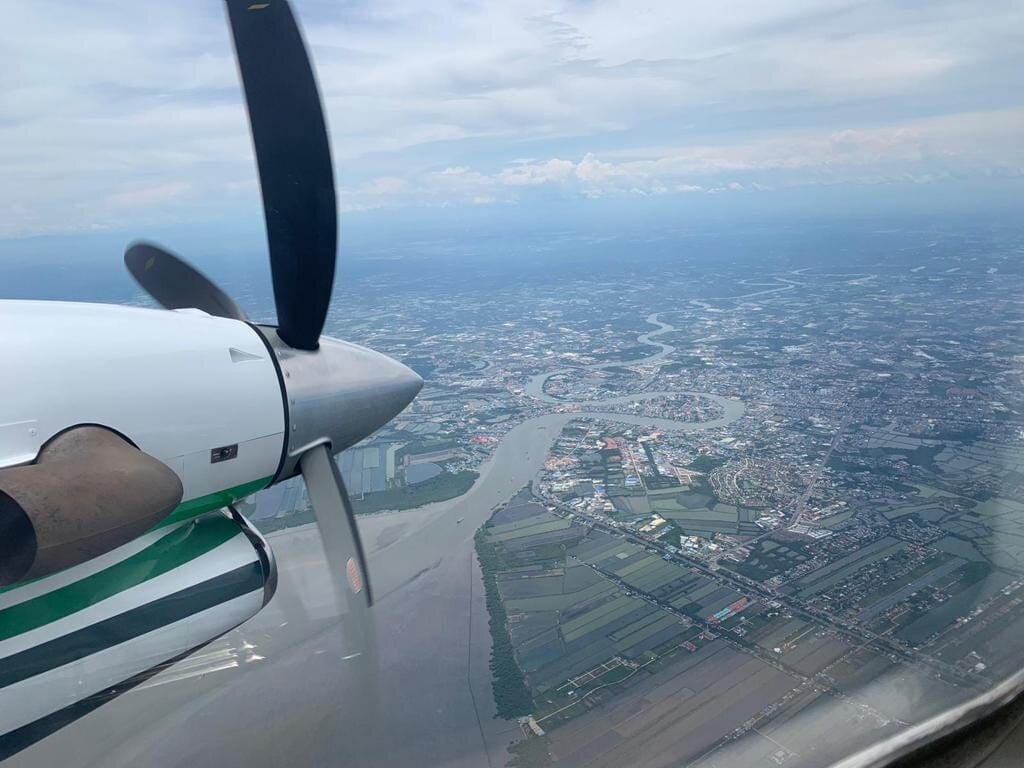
541;496;987;692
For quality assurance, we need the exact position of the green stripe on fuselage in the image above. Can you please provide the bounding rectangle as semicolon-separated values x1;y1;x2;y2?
0;516;242;642
156;476;273;528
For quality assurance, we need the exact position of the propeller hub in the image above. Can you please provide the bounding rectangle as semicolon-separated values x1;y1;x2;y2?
258;327;422;480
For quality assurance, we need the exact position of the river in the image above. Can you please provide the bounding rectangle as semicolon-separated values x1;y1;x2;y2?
369;388;745;600
370;311;743;597
16;314;747;768
524;311;677;402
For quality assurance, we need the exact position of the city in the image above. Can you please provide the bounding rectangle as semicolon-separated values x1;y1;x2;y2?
243;221;1024;766
2;0;1023;765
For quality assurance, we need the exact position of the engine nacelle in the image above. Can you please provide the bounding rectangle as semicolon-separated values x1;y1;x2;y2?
0;427;183;586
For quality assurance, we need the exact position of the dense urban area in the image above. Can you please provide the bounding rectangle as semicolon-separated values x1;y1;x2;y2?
242;223;1024;767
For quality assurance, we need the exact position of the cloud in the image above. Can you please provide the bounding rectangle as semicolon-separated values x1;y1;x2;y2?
103;181;192;208
499;159;577;186
0;0;1022;237
338;107;1024;207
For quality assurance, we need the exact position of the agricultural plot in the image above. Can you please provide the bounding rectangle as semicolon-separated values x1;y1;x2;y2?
663;577;749;619
780;633;853;676
668;579;719;610
751;617;812;651
486;516;571;543
919;490;1024;574
567;533;696;598
647;486;760;536
881;502;948;522
339;442;392;495
855;554;963;621
936;536;986;562
505;569;615;612
546;643;800;768
932;596;1024;674
561;596;645;643
571;535;639;565
909;482;961;500
725;538;810;581
624;560;691;593
499;571;565;599
829;646;898;692
700;586;749;615
790;537;907;599
517;628;564;672
940;516;989;540
896;568;1015;646
481;501;692;710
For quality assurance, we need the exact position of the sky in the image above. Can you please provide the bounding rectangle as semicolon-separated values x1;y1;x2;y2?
1;0;1022;252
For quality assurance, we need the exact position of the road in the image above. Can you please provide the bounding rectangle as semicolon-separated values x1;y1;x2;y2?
541;498;985;691
13;314;746;768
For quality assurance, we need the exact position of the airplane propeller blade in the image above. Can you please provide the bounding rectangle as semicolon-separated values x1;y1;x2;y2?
117;1;405;677
124;241;248;322
299;442;374;619
298;447;381;750
226;0;336;351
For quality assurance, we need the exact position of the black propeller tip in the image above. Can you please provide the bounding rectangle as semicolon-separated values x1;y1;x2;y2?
125;242;249;322
226;0;337;351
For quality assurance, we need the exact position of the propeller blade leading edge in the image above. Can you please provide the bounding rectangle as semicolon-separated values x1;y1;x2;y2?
119;1;386;676
125;242;248;321
226;0;337;351
299;443;374;615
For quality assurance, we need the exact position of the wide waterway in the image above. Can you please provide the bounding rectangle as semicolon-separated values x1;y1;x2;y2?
18;314;747;768
370;310;742;597
369;388;746;600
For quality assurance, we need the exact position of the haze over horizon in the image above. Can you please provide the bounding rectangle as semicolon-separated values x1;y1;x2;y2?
5;4;1024;767
0;0;1022;259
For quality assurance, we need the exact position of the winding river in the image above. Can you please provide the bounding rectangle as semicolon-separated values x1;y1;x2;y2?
524;311;677;402
368;313;745;599
20;313;749;768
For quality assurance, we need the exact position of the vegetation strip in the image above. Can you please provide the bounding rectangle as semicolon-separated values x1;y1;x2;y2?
475;524;532;718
